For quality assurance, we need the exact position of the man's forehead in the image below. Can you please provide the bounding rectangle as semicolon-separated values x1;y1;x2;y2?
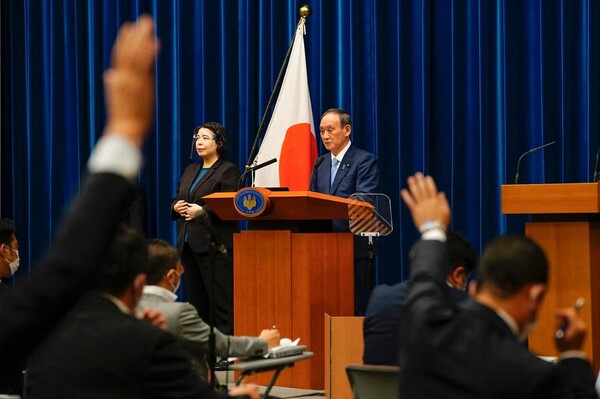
320;114;341;127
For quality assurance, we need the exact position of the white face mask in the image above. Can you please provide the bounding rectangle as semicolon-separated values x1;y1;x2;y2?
4;248;20;276
170;271;182;293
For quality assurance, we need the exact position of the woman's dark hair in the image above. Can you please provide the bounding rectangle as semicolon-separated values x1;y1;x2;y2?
193;121;229;157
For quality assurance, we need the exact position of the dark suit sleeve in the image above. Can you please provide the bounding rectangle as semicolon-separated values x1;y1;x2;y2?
403;240;455;330
355;153;379;193
0;173;136;371
146;333;228;399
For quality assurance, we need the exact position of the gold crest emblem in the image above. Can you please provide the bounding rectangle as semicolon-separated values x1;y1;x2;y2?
243;194;257;211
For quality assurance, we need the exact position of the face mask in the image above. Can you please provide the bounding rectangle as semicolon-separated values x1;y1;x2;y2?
170;271;182;293
4;249;20;276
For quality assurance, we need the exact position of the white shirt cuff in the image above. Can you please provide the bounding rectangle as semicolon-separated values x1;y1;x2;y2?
558;350;587;361
87;135;142;179
421;228;447;242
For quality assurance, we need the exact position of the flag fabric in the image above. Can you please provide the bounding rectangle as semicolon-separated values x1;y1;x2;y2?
253;20;317;191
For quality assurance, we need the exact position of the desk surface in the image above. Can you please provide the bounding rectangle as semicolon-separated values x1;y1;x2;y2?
229;352;314;371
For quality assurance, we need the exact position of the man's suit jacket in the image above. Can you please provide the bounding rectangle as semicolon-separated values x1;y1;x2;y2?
171;158;240;253
26;293;226;399
0;173;137;373
310;144;379;257
138;289;268;380
398;240;597;399
363;280;467;366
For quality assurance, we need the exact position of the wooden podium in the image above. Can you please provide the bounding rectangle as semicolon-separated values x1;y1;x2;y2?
203;190;356;389
501;183;600;370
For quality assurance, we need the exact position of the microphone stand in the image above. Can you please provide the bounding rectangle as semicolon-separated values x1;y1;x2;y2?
203;221;230;390
592;147;600;183
244;6;311;172
362;232;379;293
237;158;277;190
207;241;218;389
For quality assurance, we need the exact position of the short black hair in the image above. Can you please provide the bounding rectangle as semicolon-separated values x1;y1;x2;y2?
146;239;179;285
0;219;16;246
447;231;478;274
477;235;548;298
95;225;149;296
321;108;352;127
193;121;229;157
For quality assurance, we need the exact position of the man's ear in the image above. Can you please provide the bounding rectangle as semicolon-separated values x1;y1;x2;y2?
450;266;465;282
0;243;8;257
527;283;547;305
344;123;352;137
133;273;147;297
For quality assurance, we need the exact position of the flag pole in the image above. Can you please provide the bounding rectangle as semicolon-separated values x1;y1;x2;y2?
244;5;312;174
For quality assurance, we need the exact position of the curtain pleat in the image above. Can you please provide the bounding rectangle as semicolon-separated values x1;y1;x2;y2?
2;0;598;287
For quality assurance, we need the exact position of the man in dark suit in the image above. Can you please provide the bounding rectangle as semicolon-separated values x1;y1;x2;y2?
0;14;159;376
398;172;597;399
2;15;257;399
25;227;257;399
363;231;477;366
309;108;379;315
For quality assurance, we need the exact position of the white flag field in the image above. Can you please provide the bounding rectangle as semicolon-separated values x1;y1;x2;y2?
253;20;317;191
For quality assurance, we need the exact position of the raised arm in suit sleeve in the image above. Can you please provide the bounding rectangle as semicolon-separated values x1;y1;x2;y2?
403;240;455;325
0;172;136;371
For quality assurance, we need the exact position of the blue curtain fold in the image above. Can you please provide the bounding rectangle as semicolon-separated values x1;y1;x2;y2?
2;0;598;286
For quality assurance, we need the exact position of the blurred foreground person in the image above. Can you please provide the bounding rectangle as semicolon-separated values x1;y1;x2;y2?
1;15;257;399
363;231;477;366
398;172;597;399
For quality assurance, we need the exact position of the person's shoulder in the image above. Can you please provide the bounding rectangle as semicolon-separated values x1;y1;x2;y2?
350;144;376;159
366;282;408;316
182;163;200;174
215;158;238;169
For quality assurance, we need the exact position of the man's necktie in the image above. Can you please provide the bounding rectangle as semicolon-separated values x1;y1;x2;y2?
331;157;340;186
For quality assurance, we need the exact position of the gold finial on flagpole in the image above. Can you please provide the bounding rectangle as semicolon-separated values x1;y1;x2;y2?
299;5;311;19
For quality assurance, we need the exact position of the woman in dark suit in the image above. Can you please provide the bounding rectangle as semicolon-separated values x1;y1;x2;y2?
171;122;239;335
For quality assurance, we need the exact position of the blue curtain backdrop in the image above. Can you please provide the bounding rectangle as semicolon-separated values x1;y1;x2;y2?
2;0;599;287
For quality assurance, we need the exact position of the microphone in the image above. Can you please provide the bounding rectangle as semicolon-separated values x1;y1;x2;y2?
514;141;556;184
237;158;277;190
593;147;600;183
196;209;228;256
313;157;325;169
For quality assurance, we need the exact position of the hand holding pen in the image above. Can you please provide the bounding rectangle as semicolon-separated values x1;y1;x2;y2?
554;297;586;353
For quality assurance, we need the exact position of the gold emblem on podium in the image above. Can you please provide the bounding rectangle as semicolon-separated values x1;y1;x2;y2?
243;194;257;211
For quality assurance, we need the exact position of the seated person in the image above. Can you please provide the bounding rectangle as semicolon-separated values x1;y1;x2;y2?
397;172;597;398
25;226;257;399
138;239;280;380
0;218;24;396
363;231;477;365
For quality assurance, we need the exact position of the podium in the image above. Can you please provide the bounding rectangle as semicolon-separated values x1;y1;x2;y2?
203;190;356;389
501;183;600;370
